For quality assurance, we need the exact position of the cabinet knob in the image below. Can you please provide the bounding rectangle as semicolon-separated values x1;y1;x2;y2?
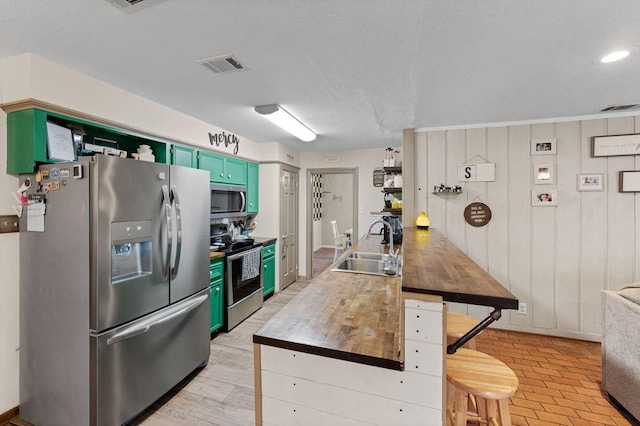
219;173;224;177
216;287;220;292
264;265;267;269
228;174;231;178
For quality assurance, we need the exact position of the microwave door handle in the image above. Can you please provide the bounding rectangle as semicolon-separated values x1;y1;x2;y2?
239;191;246;213
170;185;183;279
161;185;172;281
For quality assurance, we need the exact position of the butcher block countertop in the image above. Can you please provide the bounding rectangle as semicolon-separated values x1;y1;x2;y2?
402;229;518;310
253;228;517;370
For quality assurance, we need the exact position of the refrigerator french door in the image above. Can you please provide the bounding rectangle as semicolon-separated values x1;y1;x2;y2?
19;155;211;426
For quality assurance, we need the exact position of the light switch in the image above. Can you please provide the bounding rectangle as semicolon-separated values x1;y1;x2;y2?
0;215;20;233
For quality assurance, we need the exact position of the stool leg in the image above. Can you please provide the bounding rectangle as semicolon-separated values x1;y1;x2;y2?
475;395;487;423
447;382;455;412
486;399;499;426
468;337;477;350
454;388;468;426
497;399;512;426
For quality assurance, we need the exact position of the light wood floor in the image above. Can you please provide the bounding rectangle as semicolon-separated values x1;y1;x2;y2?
5;279;637;426
129;279;311;426
312;247;337;277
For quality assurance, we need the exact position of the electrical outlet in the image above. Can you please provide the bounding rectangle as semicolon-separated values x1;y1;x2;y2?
0;215;19;233
518;302;527;315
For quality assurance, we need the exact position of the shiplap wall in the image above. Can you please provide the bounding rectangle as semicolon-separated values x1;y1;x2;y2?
415;115;640;341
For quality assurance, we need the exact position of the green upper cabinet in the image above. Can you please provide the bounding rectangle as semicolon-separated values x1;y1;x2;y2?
247;162;259;214
5;107;170;174
224;157;247;186
170;144;197;168
198;151;247;185
7;109;48;174
198;151;225;182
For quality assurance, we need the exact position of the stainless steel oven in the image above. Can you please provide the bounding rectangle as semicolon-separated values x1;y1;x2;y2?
210;183;246;219
224;244;263;331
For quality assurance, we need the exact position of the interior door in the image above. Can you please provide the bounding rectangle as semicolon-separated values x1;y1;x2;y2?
280;168;298;290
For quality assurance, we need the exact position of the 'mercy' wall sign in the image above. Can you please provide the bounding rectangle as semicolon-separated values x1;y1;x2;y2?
209;131;240;155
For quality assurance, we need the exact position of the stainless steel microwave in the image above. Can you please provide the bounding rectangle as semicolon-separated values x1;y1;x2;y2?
210;183;247;219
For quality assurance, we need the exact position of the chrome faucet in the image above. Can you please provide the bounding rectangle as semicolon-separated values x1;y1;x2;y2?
365;220;399;273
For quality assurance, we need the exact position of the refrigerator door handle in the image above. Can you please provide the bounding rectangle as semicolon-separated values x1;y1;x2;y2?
106;293;208;345
161;184;172;281
239;191;246;213
170;185;183;279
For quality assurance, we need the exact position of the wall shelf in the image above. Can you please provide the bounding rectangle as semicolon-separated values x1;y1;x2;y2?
432;191;463;195
383;166;402;174
382;208;403;215
382;187;403;194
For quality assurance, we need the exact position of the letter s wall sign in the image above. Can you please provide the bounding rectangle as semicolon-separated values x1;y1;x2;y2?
457;163;496;182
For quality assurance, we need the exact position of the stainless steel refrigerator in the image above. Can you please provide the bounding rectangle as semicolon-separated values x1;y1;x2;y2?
19;155;211;426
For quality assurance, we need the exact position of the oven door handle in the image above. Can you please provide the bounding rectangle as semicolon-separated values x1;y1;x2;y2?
227;251;245;261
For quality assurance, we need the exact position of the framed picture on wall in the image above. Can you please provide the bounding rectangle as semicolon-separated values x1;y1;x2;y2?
577;173;604;192
533;164;554;185
532;189;557;206
531;138;557;155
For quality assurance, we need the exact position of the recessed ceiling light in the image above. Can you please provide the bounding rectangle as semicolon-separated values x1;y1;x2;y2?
594;48;636;64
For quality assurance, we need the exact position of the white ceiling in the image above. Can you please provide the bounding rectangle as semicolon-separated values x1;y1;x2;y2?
1;0;639;152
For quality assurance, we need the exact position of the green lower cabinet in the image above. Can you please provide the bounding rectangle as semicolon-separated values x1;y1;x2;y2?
209;282;223;333
210;258;224;333
262;242;276;297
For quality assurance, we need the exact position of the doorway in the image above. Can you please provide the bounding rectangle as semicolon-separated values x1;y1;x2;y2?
280;166;298;291
306;168;358;279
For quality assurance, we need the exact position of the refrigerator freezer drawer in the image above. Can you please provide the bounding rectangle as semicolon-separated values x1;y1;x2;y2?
90;289;210;426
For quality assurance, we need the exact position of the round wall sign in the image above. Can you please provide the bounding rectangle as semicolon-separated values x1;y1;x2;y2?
464;202;492;227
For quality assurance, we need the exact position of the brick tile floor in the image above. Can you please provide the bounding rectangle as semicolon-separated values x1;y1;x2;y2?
475;328;639;426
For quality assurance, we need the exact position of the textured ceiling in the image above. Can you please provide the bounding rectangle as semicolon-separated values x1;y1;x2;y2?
0;0;639;152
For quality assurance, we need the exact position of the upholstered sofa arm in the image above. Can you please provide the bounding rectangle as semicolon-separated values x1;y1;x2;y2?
602;288;640;421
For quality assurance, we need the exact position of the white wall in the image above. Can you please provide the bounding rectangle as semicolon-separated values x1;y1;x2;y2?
0;69;20;413
416;116;640;341
299;147;400;276
252;163;282;291
320;173;354;247
313;220;323;252
2;54;262;160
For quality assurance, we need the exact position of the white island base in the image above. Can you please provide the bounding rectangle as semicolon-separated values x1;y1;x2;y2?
254;295;446;425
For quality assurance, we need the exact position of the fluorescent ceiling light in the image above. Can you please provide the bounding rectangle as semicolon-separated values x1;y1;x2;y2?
254;104;316;142
594;48;636;64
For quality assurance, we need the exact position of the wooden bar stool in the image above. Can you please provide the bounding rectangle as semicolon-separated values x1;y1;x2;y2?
447;311;480;350
446;348;518;426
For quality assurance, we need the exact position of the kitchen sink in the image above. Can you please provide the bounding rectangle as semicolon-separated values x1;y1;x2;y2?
331;252;401;277
346;252;390;262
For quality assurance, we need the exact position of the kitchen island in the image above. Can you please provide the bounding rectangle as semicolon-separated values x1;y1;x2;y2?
253;228;517;425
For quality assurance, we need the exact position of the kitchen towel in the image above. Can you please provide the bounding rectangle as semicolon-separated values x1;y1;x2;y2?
241;247;262;281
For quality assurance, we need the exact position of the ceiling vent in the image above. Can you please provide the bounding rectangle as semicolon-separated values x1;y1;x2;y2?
198;55;246;74
103;0;165;12
600;104;640;112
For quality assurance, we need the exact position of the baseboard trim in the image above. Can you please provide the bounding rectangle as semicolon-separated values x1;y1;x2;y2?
0;406;19;424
